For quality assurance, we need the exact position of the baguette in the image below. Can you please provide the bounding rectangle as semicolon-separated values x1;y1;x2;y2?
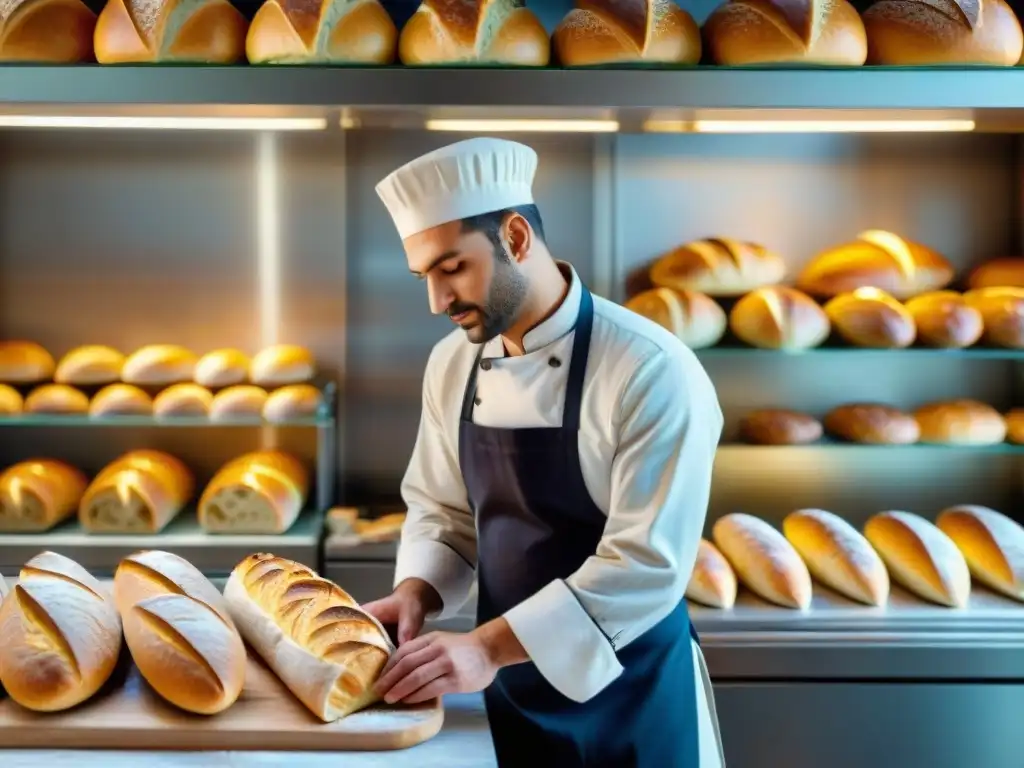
685;538;738;609
55;345;124;386
936;505;1024;603
224;553;395;721
0;341;55;384
650;237;786;297
0;552;122;711
712;513;812;609
0;459;88;532
623;287;727;350
198;450;308;534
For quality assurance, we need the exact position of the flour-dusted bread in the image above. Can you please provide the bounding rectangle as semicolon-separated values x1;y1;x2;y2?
0;552;122;711
224;553;395;721
623;287;727;350
685;538;738;609
0;459;88;532
650;237;786;297
783;508;889;606
937;505;1024;603
198;450;309;534
864;510;971;608
79;449;194;533
712;513;813;609
728;286;831;350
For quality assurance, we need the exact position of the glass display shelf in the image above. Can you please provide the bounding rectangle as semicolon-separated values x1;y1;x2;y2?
696;346;1024;360
719;441;1024;453
0;413;333;428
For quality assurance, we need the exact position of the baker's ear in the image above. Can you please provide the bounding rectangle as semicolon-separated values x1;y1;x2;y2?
502;213;532;263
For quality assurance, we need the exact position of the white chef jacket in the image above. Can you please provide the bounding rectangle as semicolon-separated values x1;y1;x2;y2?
395;262;725;762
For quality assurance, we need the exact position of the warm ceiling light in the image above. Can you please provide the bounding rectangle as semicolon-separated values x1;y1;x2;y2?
0;115;329;131
425;119;620;133
645;119;976;134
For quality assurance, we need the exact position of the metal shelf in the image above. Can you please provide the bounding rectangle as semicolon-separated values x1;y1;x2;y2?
0;414;332;427
696;346;1024;360
719;441;1024;452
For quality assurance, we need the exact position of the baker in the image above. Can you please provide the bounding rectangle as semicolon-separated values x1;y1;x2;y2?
365;137;726;767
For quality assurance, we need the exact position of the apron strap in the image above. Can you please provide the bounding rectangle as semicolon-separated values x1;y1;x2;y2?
460;347;485;422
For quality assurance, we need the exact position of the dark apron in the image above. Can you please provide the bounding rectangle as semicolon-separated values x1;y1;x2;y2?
458;286;702;767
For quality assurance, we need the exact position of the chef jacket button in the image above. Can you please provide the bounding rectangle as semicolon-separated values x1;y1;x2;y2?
474;396;482;406
548;356;562;368
480;359;492;371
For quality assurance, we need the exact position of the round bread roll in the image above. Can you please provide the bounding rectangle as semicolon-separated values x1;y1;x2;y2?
685;538;738;609
122;344;197;386
209;385;269;421
24;384;89;415
913;399;1007;445
650;237;786;297
153;383;214;418
553;0;701;66
263;384;325;423
711;512;813;609
738;409;823;445
624;287;727;349
1006;409;1024;444
864;510;971;608
937;505;1024;602
729;286;831;350
249;344;315;387
797;230;955;299
703;0;867;65
904;291;984;348
0;383;23;415
89;384;153;417
783;508;889;606
824;288;916;348
963;287;1024;348
863;0;1023;65
54;345;125;386
193;348;249;388
823;403;920;444
968;257;1024;290
0;340;55;384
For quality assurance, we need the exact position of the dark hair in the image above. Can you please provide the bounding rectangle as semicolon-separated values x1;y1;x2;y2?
460;204;546;257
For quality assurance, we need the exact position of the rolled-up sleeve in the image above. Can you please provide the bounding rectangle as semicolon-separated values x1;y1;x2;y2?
503;348;723;702
394;346;477;620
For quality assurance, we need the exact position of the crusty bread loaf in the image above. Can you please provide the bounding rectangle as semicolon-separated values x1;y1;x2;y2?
553;0;700;66
122;344;197;386
114;550;245;714
94;0;248;63
704;0;867;65
153;383;213;418
738;409;823;445
193;348;249;388
0;341;55;384
712;513;813;609
0;459;88;532
824;288;917;348
24;384;89;414
824;403;920;444
914;399;1007;445
249;344;316;387
246;0;396;63
263;384;325;423
904;291;984;348
623;287;727;350
0;0;96;61
1007;409;1024;444
783;508;889;606
399;0;549;65
729;286;831;350
0;383;23;415
79;449;194;534
863;0;1023;65
210;384;269;421
0;552;122;711
54;345;124;386
797;230;955;299
964;287;1024;348
89;384;153;417
864;510;971;608
357;512;406;543
650;238;786;298
198;450;308;534
967;257;1024;290
224;553;395;721
685;538;738;609
937;505;1024;603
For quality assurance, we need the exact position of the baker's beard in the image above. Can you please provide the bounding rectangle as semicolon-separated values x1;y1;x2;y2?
450;252;528;344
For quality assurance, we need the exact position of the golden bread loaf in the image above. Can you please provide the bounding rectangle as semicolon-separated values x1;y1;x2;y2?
24;384;89;414
246;0;396;63
823;288;916;348
963;287;1024;348
703;0;867;65
89;384;153;417
210;384;269;420
357;512;407;543
553;0;700;66
94;0;248;63
0;552;122;711
783;508;889;606
712;512;813;609
650;237;786;297
0;383;23;415
823;403;920;444
198;450;308;534
0;340;55;384
797;230;955;299
685;538;738;609
624;287;727;349
224;553;395;721
0;0;96;61
967;257;1024;290
738;409;823;445
193;348;249;388
122;344;198;386
729;286;831;350
114;550;245;714
913;399;1007;445
54;345;125;385
936;505;1024;602
249;344;316;387
0;459;88;532
153;383;213;418
263;384;325;423
398;0;549;65
864;510;971;607
79;449;194;534
904;291;984;348
1006;409;1024;444
863;0;1023;65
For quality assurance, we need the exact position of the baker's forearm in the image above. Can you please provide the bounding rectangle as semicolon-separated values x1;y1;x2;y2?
473;617;529;668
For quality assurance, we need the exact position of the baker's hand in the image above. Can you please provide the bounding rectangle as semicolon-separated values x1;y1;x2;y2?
363;578;442;645
374;630;498;705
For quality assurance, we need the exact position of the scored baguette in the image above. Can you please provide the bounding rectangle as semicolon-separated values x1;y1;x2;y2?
685;538;738;609
0;459;88;532
712;513;812;609
936;505;1024;603
198;450;308;534
224;553;395;721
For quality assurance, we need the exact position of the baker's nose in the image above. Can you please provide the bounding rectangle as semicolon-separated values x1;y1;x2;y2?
427;275;454;316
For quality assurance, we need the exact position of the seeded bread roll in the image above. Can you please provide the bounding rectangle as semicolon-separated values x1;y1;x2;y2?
0;459;88;533
198;450;308;534
783;508;889;606
54;345;125;385
936;505;1024;603
914;399;1007;445
823;288;916;348
24;384;89;414
685;538;738;609
193;348;249;388
712;512;812;609
153;383;213;418
624;287;727;350
0;384;23;415
904;291;984;348
89;384;153;417
964;287;1024;348
650;237;786;297
738;409;823;445
864;510;971;608
0;341;55;384
729;286;831;350
824;403;920;444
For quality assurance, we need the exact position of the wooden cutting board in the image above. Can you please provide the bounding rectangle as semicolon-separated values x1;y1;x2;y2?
0;647;444;751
